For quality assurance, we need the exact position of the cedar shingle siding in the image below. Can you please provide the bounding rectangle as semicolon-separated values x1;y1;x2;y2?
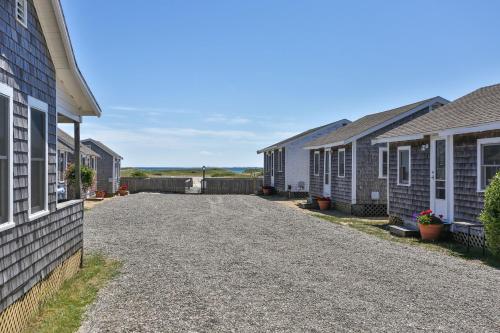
388;139;430;223
81;141;117;194
454;130;500;223
0;0;84;313
262;148;286;192
331;145;352;204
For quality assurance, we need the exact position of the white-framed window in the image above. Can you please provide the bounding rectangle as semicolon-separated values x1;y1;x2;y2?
16;0;28;27
338;148;345;178
477;137;500;192
397;146;411;186
313;151;320;176
28;96;49;220
0;82;14;232
278;149;283;172
378;146;388;179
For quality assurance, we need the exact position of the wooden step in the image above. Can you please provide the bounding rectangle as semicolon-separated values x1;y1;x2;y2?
389;225;419;237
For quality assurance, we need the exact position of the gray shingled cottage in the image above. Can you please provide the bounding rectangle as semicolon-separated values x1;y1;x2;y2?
257;119;350;194
304;97;448;216
82;139;123;195
57;129;100;200
373;84;500;233
0;0;101;329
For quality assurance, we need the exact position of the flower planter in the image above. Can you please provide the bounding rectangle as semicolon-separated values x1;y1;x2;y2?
317;199;331;211
419;223;444;241
95;191;106;199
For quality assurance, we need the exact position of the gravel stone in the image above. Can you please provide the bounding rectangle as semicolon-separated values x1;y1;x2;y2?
79;193;500;332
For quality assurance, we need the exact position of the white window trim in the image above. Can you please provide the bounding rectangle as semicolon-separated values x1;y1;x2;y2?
0;83;14;232
476;137;500;192
378;146;388;179
16;0;28;28
397;145;411;187
313;151;320;176
338;148;346;178
28;96;49;221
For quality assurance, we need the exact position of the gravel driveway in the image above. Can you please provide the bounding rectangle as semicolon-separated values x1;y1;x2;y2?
79;193;500;332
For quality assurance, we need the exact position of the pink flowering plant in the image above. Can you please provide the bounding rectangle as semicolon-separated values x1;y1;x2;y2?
416;209;443;225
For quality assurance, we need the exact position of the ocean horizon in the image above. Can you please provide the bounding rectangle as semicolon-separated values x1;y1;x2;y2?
123;167;262;174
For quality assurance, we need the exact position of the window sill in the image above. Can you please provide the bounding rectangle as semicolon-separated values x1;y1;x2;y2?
397;183;411;187
57;199;84;211
378;175;387;179
0;221;15;233
29;209;50;221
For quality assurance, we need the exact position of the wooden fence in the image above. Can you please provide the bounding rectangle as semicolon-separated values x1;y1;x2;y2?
203;178;263;194
121;177;192;193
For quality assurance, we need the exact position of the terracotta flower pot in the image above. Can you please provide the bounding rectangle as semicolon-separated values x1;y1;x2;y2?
262;188;272;196
418;223;443;241
317;199;331;211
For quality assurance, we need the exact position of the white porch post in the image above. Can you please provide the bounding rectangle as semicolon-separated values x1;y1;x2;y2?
447;135;455;222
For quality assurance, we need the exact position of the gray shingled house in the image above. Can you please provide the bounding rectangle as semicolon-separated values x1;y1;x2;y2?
304;97;448;216
373;84;500;232
57;129;100;200
0;0;101;327
82;139;123;194
257;119;350;194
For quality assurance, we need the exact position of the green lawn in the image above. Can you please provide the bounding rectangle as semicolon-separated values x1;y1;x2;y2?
121;167;263;178
312;212;500;269
24;254;121;333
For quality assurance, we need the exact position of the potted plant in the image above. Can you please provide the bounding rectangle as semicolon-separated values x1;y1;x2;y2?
262;185;274;196
95;190;106;199
316;196;331;211
65;164;96;200
416;209;444;240
118;184;129;196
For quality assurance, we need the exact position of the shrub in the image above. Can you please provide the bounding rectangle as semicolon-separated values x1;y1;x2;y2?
480;172;500;256
130;169;147;177
65;164;95;193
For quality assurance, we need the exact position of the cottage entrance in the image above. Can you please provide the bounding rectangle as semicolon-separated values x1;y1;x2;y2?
271;151;275;186
323;149;331;197
430;137;448;220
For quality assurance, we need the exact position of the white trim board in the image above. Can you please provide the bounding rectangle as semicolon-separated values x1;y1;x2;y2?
351;142;357;204
378;146;388;179
0;82;14;232
338;148;346;178
28;96;50;221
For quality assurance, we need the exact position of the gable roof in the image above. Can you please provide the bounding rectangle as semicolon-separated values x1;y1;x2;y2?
57;129;100;157
34;0;101;118
374;84;500;143
305;97;449;149
257;119;351;154
82;139;123;159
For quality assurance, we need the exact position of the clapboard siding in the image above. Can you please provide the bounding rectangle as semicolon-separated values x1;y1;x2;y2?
454;130;500;223
331;145;352;204
388;139;430;223
81;142;115;194
309;149;324;197
0;0;85;314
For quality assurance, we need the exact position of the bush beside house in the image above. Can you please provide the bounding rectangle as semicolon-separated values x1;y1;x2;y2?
480;172;500;257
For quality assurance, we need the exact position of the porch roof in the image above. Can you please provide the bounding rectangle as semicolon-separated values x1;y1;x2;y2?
82;139;123;159
374;84;500;143
58;129;100;158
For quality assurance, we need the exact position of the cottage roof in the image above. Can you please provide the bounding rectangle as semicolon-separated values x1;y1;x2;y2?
257;119;351;154
82;139;123;159
57;129;100;157
305;97;448;149
374;84;500;142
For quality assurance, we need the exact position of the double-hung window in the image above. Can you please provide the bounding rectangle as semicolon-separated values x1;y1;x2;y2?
0;83;13;230
379;147;388;179
477;137;500;191
16;0;28;27
28;97;49;218
313;151;320;176
397;146;411;186
338;148;345;178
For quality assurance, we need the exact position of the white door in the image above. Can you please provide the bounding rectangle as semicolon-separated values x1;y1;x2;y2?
323;149;331;197
270;151;275;186
430;137;447;220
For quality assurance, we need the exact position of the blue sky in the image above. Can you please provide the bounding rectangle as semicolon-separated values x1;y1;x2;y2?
60;0;500;167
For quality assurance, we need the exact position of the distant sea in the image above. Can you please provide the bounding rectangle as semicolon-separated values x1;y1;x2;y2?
133;167;260;174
